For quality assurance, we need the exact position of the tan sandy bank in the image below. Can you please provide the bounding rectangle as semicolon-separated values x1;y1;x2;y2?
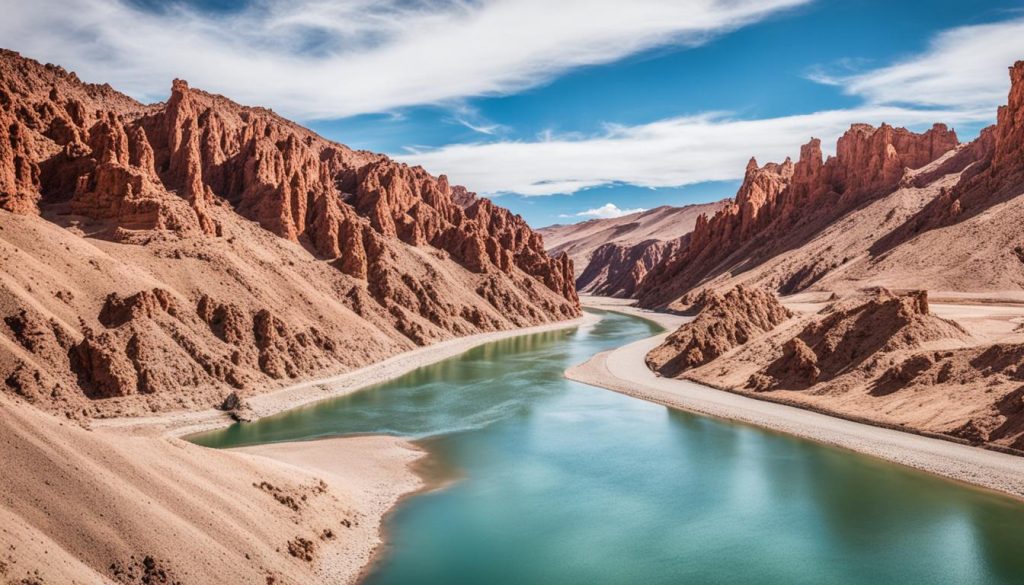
570;296;1024;501
96;314;595;439
0;395;423;585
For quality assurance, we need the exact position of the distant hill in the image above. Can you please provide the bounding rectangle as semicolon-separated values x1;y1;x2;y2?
538;201;728;296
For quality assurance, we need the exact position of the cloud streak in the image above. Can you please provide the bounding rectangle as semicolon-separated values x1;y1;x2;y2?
397;106;991;196
398;16;1022;197
0;0;811;119
810;18;1024;109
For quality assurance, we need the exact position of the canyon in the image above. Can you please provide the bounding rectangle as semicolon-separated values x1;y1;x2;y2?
3;37;1024;585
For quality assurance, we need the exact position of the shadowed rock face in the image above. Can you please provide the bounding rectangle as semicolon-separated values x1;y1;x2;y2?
538;201;727;299
577;239;679;298
0;49;578;417
892;62;1024;237
636;122;959;309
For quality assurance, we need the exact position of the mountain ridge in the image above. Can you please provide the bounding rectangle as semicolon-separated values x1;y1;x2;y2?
0;48;578;418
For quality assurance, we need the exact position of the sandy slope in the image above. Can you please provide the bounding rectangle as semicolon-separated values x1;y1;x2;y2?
0;395;423;585
568;296;1024;501
538;202;726;278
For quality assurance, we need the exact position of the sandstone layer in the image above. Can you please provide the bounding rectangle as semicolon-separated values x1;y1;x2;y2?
0;49;578;419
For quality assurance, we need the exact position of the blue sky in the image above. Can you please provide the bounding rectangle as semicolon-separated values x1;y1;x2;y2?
5;0;1024;226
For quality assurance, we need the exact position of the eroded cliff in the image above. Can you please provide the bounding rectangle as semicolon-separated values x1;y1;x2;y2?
0;49;578;418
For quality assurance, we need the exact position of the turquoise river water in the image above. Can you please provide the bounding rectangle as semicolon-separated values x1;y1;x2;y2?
190;309;1024;585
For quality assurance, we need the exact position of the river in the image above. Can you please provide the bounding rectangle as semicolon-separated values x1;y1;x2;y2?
189;309;1024;585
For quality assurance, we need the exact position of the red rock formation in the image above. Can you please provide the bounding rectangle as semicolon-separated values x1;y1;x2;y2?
993;61;1024;175
0;49;578;418
899;61;1024;232
638;158;794;306
637;123;958;308
0;50;576;306
645;285;792;377
0;108;41;213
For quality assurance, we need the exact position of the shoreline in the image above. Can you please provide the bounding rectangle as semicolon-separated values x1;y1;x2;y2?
0;394;429;585
80;314;592;584
569;297;1024;502
235;435;428;585
95;313;595;439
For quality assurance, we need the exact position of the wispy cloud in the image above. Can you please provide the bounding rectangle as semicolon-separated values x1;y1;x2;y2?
0;0;811;119
808;18;1024;109
446;105;508;136
397;106;991;196
562;203;646;220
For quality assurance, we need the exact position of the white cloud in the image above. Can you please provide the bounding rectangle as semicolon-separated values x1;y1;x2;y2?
568;203;646;220
810;18;1024;109
0;0;811;119
399;16;1023;197
397;105;992;196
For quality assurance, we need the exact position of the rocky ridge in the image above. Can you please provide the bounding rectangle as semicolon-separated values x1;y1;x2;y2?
576;238;680;298
645;285;792;377
673;288;1024;451
0;49;578;417
539;201;726;297
637;123;959;308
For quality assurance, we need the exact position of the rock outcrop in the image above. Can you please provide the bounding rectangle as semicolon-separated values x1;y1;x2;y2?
645;285;792;377
887;62;1024;241
0;49;578;418
746;289;968;391
636;124;958;309
673;288;1024;451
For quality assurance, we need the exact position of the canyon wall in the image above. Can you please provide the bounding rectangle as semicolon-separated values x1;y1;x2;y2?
0;49;578;418
636;124;959;309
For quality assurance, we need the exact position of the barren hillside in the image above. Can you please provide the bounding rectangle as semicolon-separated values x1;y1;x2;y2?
539;201;726;297
0;49;579;419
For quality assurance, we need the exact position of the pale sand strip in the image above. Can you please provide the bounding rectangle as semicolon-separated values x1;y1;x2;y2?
236;436;427;584
96;314;596;438
570;297;1024;501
